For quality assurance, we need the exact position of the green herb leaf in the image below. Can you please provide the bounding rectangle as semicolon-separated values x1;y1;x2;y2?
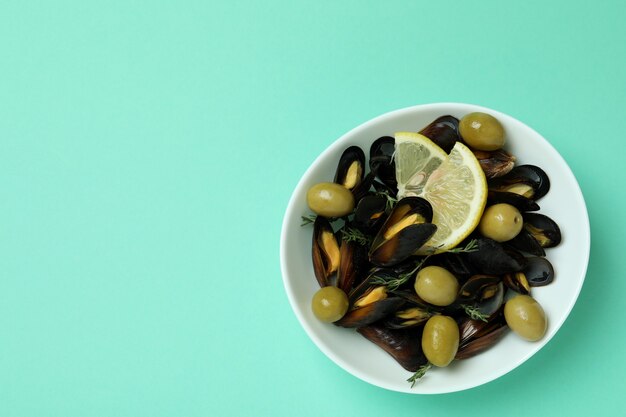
341;227;370;246
300;214;317;227
375;190;398;212
444;239;479;254
407;363;431;387
370;256;430;291
461;304;489;322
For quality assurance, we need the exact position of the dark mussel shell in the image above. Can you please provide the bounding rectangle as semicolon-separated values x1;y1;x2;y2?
369;197;437;267
473;149;516;179
383;305;433;329
335;296;405;328
503;271;531;295
336;272;406;328
465;238;527;275
457;274;501;303
457;275;505;318
334;146;365;191
507;228;546;256
524;256;555;287
312;217;340;287
429;252;475;278
459;311;505;345
478;281;505;317
456;325;508;360
489;165;550;201
353;194;388;233
358;324;428;371
488;190;540;212
456;314;508;360
370;136;397;190
336;240;369;294
523;213;561;248
418;115;459;154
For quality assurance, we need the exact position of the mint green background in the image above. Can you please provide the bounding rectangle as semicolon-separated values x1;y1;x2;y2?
1;1;624;416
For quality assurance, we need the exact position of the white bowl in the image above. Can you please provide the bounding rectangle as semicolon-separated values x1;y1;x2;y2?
280;103;590;394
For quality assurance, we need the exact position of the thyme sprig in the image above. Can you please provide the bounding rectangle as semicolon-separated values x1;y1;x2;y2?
375;190;398;212
444;239;479;254
300;214;317;226
370;256;430;292
461;304;489;322
407;363;432;387
341;227;370;246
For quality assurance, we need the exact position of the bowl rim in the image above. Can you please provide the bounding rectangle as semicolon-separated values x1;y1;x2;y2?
280;102;590;394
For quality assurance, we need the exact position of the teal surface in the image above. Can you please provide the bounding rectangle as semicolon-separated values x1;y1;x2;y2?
1;1;624;416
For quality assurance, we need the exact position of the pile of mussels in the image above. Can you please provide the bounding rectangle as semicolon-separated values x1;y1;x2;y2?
302;113;561;385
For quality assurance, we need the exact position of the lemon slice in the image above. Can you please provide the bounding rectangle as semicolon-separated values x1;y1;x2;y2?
395;132;447;198
413;142;488;254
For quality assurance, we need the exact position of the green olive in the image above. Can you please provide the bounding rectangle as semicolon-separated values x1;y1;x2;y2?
421;315;459;367
306;182;355;218
504;294;547;341
459;112;505;151
478;203;523;242
414;266;459;306
311;286;349;323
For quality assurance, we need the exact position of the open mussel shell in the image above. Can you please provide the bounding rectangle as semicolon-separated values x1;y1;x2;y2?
383;305;433;329
369;197;437;267
524;256;555;287
478;281;505;317
488;190;540;212
418;115;459;154
503;271;531;294
456;313;508;360
369;136;397;190
523;213;562;248
312;217;340;287
334;146;365;191
473;149;516;179
357;324;428;372
489;165;550;200
465;238;527;275
459;311;505;345
429;252;475;278
457;274;501;303
507;228;546;256
335;295;405;328
457;275;505;318
353;194;388;233
336;240;357;293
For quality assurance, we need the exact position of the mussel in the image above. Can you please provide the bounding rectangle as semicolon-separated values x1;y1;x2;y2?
334;146;365;191
418;115;459;154
369;197;437;267
473;149;516;179
335;283;405;328
457;275;505;318
336;240;357;293
353;194;388;233
357;324;428;371
383;306;433;329
489;165;550;200
430;252;475;278
523;256;555;287
488;190;540;212
522;213;562;248
465;238;527;274
456;313;508;360
369;136;397;191
312;217;340;287
507;227;546;256
503;271;531;294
